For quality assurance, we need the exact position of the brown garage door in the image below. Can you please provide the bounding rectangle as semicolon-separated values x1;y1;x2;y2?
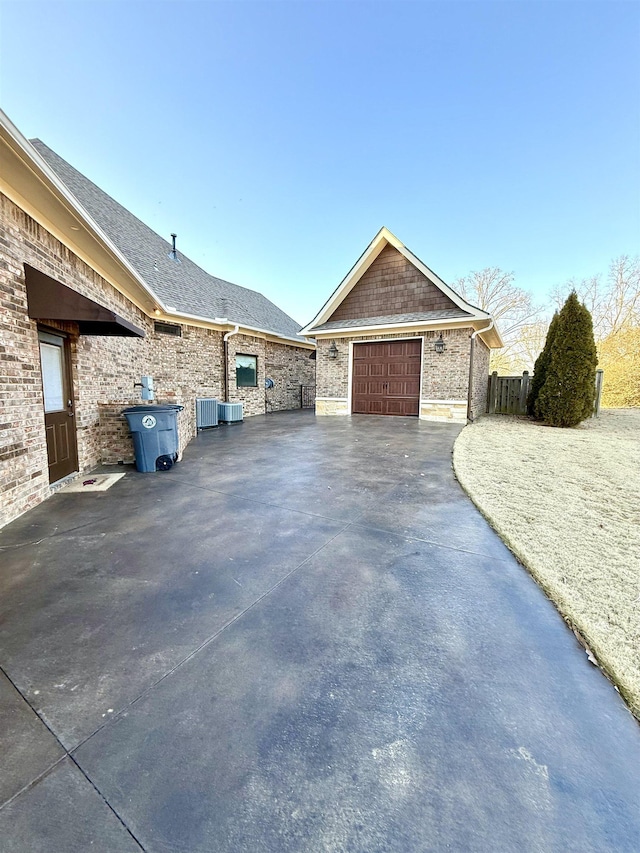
352;339;421;416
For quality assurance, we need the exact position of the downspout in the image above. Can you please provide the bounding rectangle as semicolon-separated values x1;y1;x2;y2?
467;320;494;422
223;324;239;402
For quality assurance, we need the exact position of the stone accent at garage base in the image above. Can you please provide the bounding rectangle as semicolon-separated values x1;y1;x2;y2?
315;398;349;416
420;400;467;423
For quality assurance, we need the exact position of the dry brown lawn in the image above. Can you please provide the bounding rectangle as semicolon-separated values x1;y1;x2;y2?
453;408;640;718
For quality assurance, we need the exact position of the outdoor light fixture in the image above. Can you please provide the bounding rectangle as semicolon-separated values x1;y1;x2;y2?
434;334;446;354
327;340;339;359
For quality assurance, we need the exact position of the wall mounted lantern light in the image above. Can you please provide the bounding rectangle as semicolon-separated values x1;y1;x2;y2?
434;333;446;354
327;340;339;359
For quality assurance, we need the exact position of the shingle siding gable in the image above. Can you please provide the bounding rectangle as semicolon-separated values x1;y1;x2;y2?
328;244;459;322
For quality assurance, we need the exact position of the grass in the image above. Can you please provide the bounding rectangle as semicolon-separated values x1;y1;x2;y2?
453;408;640;719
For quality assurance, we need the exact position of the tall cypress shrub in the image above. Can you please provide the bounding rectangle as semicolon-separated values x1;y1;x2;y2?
527;311;559;417
536;291;598;427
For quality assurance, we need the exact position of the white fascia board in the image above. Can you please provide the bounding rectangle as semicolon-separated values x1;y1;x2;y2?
166;309;315;348
309;319;472;337
299;225;494;335
477;325;504;349
0;110;165;314
397;244;491;319
299;227;395;334
308;316;504;347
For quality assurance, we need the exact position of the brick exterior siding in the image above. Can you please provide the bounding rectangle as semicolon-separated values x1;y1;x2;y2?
316;328;479;422
0;191;314;528
470;336;490;420
223;334;315;417
265;340;316;413
329;245;458;321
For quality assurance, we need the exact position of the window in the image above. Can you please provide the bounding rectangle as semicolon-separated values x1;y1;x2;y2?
154;321;182;337
236;354;257;387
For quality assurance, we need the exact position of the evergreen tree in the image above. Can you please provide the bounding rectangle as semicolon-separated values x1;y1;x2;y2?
536;291;598;427
527;311;559;417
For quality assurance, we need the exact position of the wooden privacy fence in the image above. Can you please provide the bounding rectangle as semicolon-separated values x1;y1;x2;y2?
487;371;531;415
487;369;604;416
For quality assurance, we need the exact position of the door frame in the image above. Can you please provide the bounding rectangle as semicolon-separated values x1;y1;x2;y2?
37;326;79;483
347;335;425;416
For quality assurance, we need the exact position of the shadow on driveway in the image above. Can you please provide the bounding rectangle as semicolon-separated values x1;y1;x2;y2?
1;410;638;851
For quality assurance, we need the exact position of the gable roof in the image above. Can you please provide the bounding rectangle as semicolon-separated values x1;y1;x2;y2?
29;139;304;343
299;227;503;347
1;110;159;314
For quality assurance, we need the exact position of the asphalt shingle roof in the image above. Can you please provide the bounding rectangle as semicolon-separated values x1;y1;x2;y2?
311;309;471;332
30;140;303;340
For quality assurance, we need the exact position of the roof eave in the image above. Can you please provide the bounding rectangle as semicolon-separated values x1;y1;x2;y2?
304;316;503;347
165;308;314;348
301;227;486;333
0;110;166;316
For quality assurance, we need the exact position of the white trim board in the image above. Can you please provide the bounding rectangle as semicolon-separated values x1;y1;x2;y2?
299;227;503;349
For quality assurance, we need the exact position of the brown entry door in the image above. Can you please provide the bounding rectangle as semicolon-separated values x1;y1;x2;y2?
38;331;78;482
352;339;421;416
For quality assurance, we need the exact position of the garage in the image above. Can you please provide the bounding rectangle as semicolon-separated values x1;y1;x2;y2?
302;228;502;422
352;339;421;416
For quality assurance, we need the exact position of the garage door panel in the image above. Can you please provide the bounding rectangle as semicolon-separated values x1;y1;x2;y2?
368;363;386;377
388;380;419;397
352;339;421;417
388;361;421;377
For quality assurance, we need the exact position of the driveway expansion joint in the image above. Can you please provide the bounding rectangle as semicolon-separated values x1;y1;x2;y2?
70;519;355;755
0;666;145;850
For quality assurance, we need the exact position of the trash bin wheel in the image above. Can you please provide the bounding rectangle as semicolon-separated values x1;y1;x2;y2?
156;454;174;471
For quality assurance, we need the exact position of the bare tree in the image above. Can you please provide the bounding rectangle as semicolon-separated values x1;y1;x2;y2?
453;268;544;373
551;255;640;340
551;256;640;408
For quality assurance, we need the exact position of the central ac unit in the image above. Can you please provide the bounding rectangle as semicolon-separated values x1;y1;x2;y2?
218;402;243;424
196;398;218;429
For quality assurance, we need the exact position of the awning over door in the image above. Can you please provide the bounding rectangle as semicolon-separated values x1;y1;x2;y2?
25;264;145;337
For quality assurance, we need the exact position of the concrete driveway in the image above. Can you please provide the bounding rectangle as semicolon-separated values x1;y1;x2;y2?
0;410;638;852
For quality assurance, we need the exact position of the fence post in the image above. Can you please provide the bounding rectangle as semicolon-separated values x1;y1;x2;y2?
593;369;604;417
519;371;530;415
487;371;498;414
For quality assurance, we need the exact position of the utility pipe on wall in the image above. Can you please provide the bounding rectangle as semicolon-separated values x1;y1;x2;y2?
467;320;494;422
223;324;239;402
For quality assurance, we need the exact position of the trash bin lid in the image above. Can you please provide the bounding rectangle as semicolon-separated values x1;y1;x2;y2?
122;405;181;414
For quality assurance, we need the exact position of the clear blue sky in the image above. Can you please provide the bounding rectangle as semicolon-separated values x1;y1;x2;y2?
1;0;638;324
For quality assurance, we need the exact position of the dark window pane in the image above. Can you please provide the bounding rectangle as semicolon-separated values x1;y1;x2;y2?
236;354;257;387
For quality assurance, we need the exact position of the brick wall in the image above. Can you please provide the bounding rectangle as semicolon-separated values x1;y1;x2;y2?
223;334;315;416
470;336;490;420
329;245;458;321
315;328;478;422
225;333;266;416
421;328;471;400
316;337;351;398
264;340;316;413
0;191;314;527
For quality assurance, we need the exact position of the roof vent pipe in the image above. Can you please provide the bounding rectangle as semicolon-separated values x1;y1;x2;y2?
169;233;178;260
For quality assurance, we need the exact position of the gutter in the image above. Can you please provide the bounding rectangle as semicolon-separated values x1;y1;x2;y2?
1;113;164;314
169;309;313;348
299;316;486;338
223;324;240;402
467;320;494;422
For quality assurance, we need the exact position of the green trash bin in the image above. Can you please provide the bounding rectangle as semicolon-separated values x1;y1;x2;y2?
123;405;184;472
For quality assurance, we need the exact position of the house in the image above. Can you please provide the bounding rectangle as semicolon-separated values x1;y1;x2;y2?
299;227;502;422
0;111;314;528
